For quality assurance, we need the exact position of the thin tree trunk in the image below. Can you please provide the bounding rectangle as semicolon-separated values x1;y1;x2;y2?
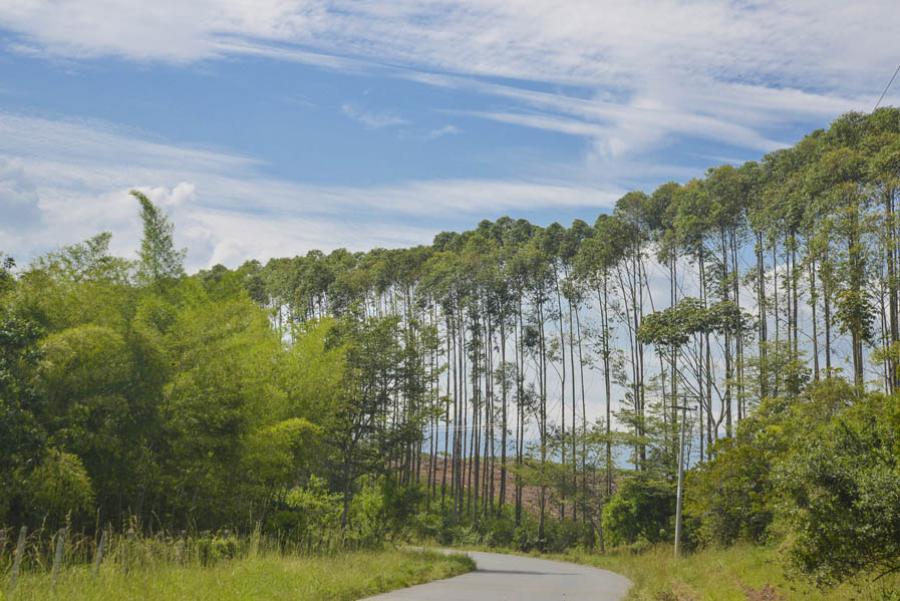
756;232;768;399
810;260;820;381
499;317;508;510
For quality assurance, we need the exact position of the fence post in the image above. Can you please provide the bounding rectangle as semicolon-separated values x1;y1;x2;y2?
176;534;185;566
249;522;261;559
93;527;107;575
8;525;27;597
51;527;67;590
123;527;135;574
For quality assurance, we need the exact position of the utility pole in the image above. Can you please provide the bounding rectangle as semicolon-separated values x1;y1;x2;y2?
673;402;696;558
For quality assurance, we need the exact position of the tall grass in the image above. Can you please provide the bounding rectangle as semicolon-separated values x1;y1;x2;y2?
0;523;473;600
562;544;900;601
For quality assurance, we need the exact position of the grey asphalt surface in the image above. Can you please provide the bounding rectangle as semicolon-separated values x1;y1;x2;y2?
362;550;631;600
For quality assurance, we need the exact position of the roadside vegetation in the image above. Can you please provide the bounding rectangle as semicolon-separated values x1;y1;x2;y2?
567;544;900;601
2;108;900;599
2;535;472;601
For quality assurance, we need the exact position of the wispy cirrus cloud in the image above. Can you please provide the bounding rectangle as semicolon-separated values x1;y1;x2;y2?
0;112;622;269
2;1;895;91
425;125;461;140
340;103;408;129
0;157;42;230
2;0;898;272
1;1;895;160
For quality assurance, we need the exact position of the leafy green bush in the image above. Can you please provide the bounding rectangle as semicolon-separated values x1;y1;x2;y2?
778;393;900;585
683;379;861;549
411;510;443;541
346;477;387;547
482;512;516;548
542;515;584;553
381;479;426;535
275;476;343;545
683;407;783;547
195;531;240;566
513;523;540;552
602;475;674;547
25;449;95;522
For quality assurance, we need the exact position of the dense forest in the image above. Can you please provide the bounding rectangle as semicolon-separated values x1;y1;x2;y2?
2;108;900;591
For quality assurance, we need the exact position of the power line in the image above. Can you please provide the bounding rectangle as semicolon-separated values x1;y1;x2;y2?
873;63;900;111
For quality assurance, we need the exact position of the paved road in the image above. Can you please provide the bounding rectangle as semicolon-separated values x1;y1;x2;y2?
363;550;631;600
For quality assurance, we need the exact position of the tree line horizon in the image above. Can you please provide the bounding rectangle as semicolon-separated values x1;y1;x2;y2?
235;107;900;532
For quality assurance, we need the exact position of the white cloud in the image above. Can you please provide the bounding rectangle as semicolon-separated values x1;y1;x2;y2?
465;111;607;139
135;182;197;208
341;103;408;129
437;73;861;158
2;1;898;269
0;157;42;232
1;1;894;172
2;1;896;94
426;124;461;140
0;112;622;270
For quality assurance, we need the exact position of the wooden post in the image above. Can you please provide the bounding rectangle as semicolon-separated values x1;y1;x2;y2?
93;528;107;575
175;536;184;566
249;523;260;559
51;527;67;590
8;525;27;597
123;527;135;574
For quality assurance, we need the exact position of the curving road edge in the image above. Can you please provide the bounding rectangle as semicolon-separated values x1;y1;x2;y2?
363;550;632;600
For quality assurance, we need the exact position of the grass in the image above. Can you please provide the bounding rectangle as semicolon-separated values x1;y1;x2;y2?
560;544;900;601
1;548;474;601
443;539;897;600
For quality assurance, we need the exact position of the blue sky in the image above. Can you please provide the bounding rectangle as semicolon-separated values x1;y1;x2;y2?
1;1;898;270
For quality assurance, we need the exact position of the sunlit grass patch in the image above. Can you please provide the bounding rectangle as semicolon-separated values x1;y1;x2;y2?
563;544;900;601
2;548;473;601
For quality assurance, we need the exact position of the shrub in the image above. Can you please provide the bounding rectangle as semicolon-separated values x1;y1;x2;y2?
269;476;343;549
347;477;387;547
601;475;674;547
195;530;240;565
777;394;900;585
381;479;425;535
542;516;584;553
482;513;516;548
513;522;540;552
683;379;861;550
683;419;779;547
25;449;95;522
